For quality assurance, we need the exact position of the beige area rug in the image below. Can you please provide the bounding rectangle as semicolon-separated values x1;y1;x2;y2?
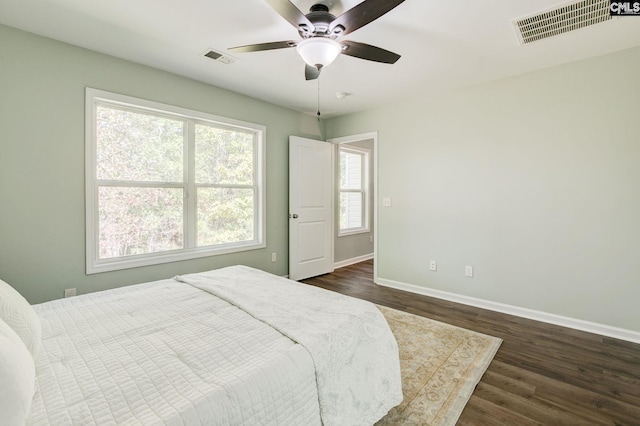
376;306;502;426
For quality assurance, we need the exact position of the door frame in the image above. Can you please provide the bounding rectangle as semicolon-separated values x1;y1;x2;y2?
327;131;378;278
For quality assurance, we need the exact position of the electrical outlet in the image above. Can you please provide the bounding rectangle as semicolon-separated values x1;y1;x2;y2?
465;266;474;278
429;260;437;271
382;197;392;207
64;288;76;298
271;252;277;262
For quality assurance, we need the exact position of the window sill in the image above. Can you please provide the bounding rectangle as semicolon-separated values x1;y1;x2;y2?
338;228;370;238
87;241;265;274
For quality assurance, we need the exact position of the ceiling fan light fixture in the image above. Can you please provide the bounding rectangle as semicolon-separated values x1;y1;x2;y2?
296;38;341;69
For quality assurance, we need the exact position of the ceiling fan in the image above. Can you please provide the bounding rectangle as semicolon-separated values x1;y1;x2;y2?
228;0;406;80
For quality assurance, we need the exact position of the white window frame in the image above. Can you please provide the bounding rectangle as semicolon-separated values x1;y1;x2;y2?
338;145;370;236
85;88;265;274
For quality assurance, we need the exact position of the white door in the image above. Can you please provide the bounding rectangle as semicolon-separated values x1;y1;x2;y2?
289;136;334;281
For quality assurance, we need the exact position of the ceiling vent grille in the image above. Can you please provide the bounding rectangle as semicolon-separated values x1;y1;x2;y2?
513;0;611;45
202;49;234;64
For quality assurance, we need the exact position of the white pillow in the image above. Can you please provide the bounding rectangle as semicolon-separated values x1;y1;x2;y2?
0;278;42;357
0;318;36;426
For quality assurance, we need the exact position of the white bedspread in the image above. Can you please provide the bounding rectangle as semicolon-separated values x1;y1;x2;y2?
27;266;402;425
28;277;321;425
176;266;403;426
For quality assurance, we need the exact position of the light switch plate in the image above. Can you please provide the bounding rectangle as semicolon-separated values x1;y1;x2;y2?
465;265;474;277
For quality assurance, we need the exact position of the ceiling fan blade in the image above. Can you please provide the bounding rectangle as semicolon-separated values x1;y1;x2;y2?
228;40;297;53
340;40;400;64
305;64;321;80
329;0;406;36
265;0;314;34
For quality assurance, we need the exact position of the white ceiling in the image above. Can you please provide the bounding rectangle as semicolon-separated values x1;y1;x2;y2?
2;0;640;117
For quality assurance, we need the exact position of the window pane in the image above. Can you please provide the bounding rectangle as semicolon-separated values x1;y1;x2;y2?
340;151;362;190
340;192;363;230
195;124;254;185
197;188;254;246
98;187;183;259
96;106;184;182
87;89;266;273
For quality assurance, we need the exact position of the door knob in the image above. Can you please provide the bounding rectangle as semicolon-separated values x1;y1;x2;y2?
290;213;299;219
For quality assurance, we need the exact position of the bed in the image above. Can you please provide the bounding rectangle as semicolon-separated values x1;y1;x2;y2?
0;265;402;426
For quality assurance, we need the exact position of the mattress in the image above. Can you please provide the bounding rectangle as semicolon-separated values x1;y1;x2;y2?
27;266;402;425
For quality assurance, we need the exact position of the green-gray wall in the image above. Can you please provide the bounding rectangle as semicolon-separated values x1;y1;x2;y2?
0;24;320;304
326;47;640;334
2;22;639;336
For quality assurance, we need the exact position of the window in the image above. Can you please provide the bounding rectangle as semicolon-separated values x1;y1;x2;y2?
86;88;265;273
339;146;370;235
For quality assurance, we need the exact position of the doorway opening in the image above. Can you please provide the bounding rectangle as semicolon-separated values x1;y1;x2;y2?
288;132;377;281
329;132;377;272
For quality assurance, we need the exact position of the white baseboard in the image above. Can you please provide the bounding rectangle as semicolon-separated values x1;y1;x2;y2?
334;253;374;270
376;276;640;345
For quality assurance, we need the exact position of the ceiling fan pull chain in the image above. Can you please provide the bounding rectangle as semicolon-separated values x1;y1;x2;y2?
317;76;321;121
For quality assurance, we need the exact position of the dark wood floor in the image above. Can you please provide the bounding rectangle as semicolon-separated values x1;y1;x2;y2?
301;260;640;426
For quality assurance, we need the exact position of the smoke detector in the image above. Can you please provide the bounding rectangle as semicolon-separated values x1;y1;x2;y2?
513;0;611;45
